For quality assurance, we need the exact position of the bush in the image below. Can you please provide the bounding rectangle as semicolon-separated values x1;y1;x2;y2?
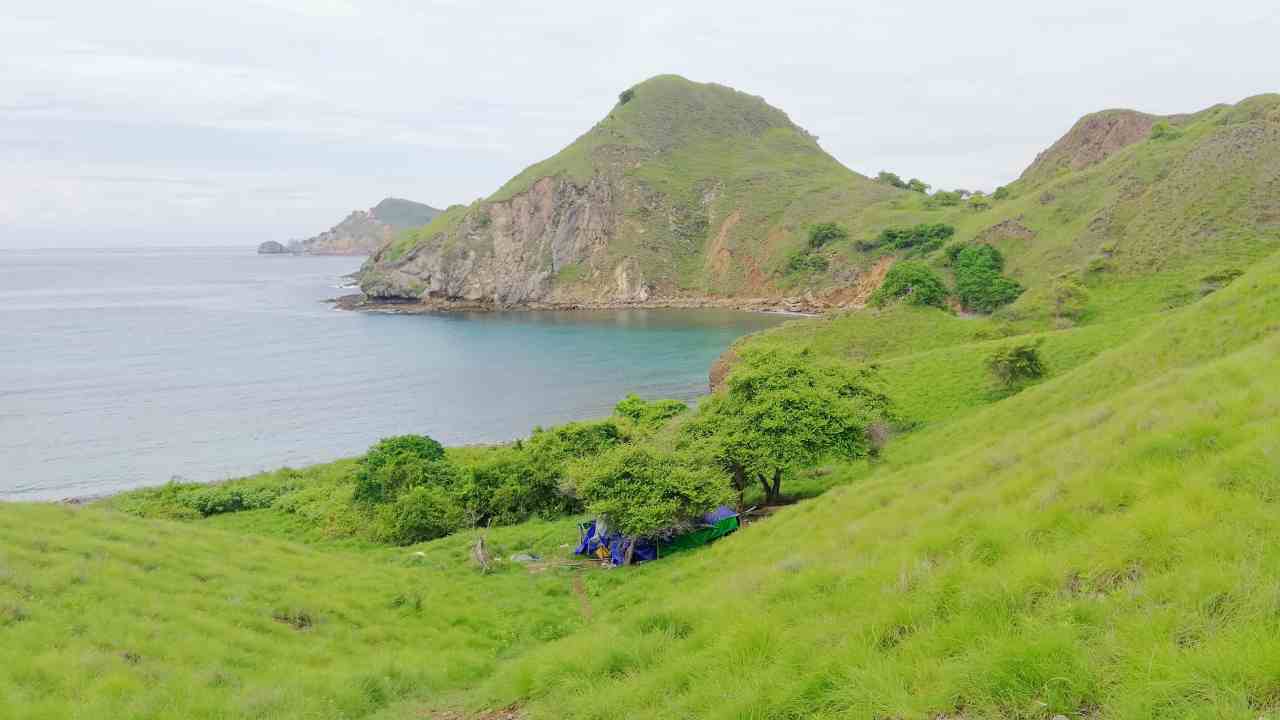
870;261;949;308
786;250;830;274
379;485;465;545
1150;121;1182;141
618;88;635;105
570;445;731;538
906;178;930;194
876;171;908;189
987;340;1046;388
868;223;955;252
924;190;963;209
953;244;1024;312
992;185;1010;200
807;222;848;249
1052;278;1090;320
614;394;688;429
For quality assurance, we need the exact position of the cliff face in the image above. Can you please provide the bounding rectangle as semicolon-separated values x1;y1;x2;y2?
293;198;440;256
357;75;897;309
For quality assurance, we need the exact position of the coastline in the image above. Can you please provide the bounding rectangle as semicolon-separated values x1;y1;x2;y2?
329;293;829;318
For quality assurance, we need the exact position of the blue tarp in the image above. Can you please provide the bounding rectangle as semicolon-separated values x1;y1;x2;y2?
575;505;738;566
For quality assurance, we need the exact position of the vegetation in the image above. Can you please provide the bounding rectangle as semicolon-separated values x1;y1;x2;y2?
8;86;1280;720
869;261;949;308
570;445;730;538
806;221;848;249
986;339;1047;389
860;222;955;252
951;243;1024;312
685;349;894;505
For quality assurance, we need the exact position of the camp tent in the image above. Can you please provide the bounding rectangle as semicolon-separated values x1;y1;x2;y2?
575;505;739;566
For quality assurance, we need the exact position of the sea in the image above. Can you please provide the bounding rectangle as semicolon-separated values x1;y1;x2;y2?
0;246;787;501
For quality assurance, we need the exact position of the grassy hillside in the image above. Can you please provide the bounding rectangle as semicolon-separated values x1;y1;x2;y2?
5;242;1278;718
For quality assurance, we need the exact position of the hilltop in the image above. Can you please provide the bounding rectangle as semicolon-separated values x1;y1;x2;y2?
286;197;441;256
355;75;897;310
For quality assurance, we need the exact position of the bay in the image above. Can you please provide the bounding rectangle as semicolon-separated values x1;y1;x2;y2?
0;247;786;500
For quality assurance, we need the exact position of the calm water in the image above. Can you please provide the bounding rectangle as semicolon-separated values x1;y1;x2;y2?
0;247;786;500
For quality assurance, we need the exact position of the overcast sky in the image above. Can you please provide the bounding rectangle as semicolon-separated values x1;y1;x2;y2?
3;1;1276;248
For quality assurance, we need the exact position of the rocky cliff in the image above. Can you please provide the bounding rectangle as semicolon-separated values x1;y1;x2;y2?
356;75;898;310
291;198;440;256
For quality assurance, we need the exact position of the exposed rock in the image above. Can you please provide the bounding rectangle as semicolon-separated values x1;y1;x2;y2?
976;218;1036;244
1020;109;1159;182
257;240;290;254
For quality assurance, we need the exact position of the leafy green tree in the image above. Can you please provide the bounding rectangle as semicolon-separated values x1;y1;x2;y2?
987;340;1046;389
925;190;963;208
906;178;931;194
807;222;849;249
953;244;1024;312
870;261;949;308
353;435;448;503
876;171;908;189
991;185;1010;201
684;350;895;506
871;223;955;252
570;445;731;538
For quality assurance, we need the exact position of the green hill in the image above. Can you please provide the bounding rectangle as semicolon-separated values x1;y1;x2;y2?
290;198;441;256
357;75;898;307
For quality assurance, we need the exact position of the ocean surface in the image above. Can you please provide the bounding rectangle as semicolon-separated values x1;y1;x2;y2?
0;246;787;501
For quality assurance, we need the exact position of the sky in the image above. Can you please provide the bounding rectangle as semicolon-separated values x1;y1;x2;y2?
2;1;1277;248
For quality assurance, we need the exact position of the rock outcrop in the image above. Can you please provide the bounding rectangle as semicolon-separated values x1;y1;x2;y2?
1019;110;1159;183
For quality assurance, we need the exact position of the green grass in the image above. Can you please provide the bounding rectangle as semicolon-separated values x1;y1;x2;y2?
5;248;1279;718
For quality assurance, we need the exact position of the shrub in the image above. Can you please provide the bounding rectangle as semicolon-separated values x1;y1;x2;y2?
786;250;830;274
614;394;688;430
1150;121;1182;141
870;261;949;308
1052;278;1090;320
876;171;908;189
379;485;465;545
987;340;1047;388
683;349;896;505
906;178;930;194
570;445;731;538
618;88;635;105
1201;268;1244;291
953;244;1024;312
807;222;849;249
992;185;1010;200
924;190;963;209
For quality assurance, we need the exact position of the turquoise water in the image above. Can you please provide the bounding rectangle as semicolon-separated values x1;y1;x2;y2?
0;247;787;500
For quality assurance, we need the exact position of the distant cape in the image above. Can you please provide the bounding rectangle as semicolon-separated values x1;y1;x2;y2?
284;198;441;256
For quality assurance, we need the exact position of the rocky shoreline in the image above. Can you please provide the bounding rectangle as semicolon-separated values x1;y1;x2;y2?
329;293;829;317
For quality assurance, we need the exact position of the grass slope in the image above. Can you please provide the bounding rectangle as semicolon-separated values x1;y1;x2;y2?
3;249;1277;718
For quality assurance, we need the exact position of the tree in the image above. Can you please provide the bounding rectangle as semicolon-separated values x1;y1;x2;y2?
353;434;448;503
906;178;931;194
952;244;1024;312
987;340;1046;389
869;261;949;308
991;185;1011;201
570;445;731;538
876;171;908;189
379;485;466;545
618;88;636;105
684;350;895;506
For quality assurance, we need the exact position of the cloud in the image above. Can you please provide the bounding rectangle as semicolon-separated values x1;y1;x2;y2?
4;0;1278;247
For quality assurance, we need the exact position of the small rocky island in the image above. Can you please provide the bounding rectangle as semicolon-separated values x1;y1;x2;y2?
257;240;290;254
